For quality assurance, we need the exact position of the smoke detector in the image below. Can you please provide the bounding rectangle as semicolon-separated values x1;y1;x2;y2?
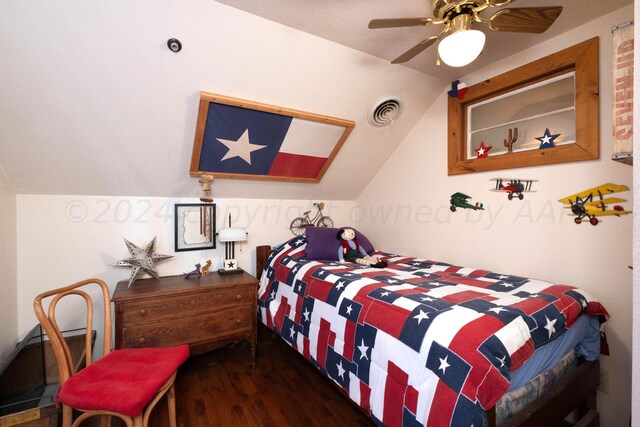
367;95;404;127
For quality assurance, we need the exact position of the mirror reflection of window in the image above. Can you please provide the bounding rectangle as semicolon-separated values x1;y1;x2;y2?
182;206;212;245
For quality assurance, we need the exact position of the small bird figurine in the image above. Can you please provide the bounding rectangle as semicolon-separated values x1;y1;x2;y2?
184;263;202;279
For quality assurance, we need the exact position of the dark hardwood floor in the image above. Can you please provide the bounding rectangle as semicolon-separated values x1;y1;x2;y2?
147;331;374;427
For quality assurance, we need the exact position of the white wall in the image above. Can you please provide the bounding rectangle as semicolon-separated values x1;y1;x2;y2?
0;0;445;201
16;195;354;341
0;163;17;365
356;6;633;427
632;1;639;426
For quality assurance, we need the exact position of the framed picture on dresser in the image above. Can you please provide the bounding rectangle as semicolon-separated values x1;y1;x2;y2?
174;203;216;252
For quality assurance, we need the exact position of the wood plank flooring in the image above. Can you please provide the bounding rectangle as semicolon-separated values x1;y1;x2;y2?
147;334;374;427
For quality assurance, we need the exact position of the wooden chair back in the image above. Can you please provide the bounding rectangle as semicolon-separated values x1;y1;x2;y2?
33;278;111;386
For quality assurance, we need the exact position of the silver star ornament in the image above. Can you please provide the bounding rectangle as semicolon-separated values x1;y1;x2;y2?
111;237;173;286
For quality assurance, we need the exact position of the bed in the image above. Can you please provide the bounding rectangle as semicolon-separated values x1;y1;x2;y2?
255;229;608;427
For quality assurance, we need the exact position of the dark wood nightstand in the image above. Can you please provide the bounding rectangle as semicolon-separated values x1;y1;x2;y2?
112;271;258;366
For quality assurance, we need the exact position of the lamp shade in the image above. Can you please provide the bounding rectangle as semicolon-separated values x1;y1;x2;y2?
437;29;486;67
218;227;247;242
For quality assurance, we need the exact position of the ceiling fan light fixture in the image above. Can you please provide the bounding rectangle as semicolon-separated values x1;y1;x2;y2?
437;29;486;67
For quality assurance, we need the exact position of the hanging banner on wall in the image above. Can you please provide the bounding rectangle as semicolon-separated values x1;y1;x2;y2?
612;21;634;163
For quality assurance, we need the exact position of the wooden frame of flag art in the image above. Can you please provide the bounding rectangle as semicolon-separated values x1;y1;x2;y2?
190;92;355;182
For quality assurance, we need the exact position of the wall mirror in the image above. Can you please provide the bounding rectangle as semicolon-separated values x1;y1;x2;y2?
448;37;599;175
174;203;216;252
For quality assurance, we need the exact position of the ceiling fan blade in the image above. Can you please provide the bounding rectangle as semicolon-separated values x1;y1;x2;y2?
369;18;433;29
391;37;438;64
489;7;562;33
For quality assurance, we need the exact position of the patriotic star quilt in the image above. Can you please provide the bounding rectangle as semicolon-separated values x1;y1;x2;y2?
258;237;608;427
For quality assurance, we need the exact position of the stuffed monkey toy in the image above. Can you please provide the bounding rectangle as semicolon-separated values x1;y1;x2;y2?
336;228;387;268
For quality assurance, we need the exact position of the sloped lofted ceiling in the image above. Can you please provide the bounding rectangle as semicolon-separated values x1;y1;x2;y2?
0;0;632;200
215;0;632;80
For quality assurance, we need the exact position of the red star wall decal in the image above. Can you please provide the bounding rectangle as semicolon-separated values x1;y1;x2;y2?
474;142;492;158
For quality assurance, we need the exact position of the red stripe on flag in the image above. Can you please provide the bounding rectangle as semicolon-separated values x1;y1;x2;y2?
363;301;410;339
383;361;408;427
268;152;328;179
294;293;304;324
510;338;534;370
303;337;310;359
306;279;333;302
511;297;549;316
344;321;356;362
273;296;290;333
442;290;490;304
427;381;458;426
405;385;419;415
360;382;371;412
317;318;331;369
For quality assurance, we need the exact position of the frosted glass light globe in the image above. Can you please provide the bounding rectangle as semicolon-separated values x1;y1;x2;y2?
438;30;486;67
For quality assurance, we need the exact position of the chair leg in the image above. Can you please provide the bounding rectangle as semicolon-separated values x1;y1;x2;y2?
167;383;177;427
62;405;73;427
133;415;144;427
100;415;112;427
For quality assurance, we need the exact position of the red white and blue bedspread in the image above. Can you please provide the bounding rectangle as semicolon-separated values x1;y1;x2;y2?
257;238;608;427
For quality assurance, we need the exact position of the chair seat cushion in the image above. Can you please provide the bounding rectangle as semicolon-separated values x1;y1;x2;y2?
59;345;189;417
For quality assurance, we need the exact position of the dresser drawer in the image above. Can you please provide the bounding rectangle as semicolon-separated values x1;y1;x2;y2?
120;285;253;324
120;306;253;349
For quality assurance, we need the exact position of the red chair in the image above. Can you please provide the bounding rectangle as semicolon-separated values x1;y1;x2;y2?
33;278;189;427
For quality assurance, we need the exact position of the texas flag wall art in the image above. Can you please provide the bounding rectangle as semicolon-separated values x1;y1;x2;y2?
190;93;355;182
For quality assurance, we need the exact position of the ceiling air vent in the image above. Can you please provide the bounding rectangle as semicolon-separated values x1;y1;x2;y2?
367;95;404;127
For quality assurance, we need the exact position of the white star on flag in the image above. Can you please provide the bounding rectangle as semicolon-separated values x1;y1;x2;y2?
496;355;506;368
217;129;267;164
358;340;369;360
335;281;345;290
303;308;310;322
489;306;507;315
414;309;430;324
380;291;390;297
544;316;557;338
439;356;450;374
421;296;434;302
337;361;346;379
346;304;353;315
289;326;296;339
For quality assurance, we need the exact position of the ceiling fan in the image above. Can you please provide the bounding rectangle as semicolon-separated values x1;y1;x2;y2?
369;0;562;67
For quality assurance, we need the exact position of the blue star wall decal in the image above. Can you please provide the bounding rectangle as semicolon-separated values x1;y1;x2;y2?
535;128;561;149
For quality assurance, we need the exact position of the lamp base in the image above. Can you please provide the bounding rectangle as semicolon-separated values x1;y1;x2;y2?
218;268;244;275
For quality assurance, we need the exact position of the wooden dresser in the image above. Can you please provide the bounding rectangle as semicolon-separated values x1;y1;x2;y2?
112;271;258;365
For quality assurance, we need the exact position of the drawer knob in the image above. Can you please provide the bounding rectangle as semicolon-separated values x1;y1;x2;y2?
236;318;242;324
138;337;146;344
236;294;242;300
138;309;147;316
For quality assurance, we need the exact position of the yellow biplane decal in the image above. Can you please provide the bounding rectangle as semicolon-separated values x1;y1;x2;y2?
558;183;632;225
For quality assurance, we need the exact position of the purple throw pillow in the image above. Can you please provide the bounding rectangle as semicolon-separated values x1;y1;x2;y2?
305;227;374;261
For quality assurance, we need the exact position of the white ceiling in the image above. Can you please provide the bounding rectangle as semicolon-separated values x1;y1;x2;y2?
214;0;633;80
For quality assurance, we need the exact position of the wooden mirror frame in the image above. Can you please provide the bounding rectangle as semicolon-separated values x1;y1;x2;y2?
448;37;599;175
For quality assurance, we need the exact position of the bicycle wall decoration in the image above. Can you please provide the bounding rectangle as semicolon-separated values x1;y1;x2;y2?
289;202;334;236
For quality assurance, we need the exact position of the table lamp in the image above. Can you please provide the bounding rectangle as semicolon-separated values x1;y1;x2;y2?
217;225;247;275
